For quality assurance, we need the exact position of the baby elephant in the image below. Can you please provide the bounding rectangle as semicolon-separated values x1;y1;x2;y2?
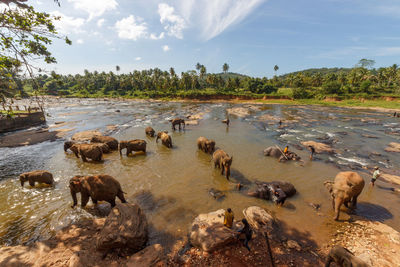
171;118;185;130
119;139;147;156
145;126;155;137
156;131;172;148
69;175;126;208
325;246;370;267
20;170;54;187
212;149;233;180
91;135;119;150
197;136;216;154
66;143;103;162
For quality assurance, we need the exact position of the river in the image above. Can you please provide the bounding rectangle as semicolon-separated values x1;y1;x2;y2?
0;98;399;249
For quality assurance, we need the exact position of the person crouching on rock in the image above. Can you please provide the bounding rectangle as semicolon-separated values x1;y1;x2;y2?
224;208;234;228
272;186;287;205
237;219;253;251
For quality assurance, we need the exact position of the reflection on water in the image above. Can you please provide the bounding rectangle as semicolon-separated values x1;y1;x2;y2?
1;98;400;247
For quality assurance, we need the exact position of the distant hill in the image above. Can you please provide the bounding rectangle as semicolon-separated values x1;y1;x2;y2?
280;68;352;78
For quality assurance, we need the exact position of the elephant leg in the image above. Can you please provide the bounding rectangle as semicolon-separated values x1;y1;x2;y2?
214;161;218;168
334;197;343;221
73;152;79;158
92;198;98;205
29;180;35;187
351;196;358;209
126;149;130;156
81;154;88;162
331;198;335;210
117;191;127;203
81;193;90;208
343;201;349;208
109;199;116;207
220;163;224;175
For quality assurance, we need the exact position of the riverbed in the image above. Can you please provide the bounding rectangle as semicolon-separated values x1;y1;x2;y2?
0;98;399;249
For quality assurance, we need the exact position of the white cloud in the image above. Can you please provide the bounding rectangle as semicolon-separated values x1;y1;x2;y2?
115;15;148;41
76;39;84;44
150;32;165;40
51;11;85;34
158;3;186;39
135;57;142;61
68;0;118;21
162;45;170;52
97;18;105;27
177;0;266;40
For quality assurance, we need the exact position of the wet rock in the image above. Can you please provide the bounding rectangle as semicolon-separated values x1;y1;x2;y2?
72;130;103;142
97;203;148;253
380;173;400;186
126;244;166;267
242;206;275;232
385;142;400;153
301;141;334;154
208;188;225;200
307;202;321;211
227;107;251;118
189;209;239;252
185;120;198;126
361;134;378;139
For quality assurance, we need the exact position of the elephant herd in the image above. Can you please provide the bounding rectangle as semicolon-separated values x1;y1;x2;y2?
18;116;367;221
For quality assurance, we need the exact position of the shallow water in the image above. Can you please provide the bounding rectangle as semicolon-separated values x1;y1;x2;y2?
0;98;400;248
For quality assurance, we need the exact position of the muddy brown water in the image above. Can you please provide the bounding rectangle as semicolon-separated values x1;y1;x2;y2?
0;98;399;249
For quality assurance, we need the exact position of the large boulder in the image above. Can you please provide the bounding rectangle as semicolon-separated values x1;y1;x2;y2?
385;142;400;153
189;209;239;252
72;130;102;142
380;173;400;186
97;203;148;253
242;206;275;232
301;141;334;154
126;244;166;267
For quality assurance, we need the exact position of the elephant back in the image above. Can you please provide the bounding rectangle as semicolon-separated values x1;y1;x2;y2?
334;171;365;195
270;181;297;197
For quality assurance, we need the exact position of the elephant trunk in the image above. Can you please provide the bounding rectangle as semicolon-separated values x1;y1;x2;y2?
70;188;78;207
225;166;230;180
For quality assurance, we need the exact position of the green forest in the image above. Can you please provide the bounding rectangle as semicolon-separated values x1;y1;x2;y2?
10;59;400;101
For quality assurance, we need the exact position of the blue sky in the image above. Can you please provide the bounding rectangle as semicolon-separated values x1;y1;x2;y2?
27;0;400;77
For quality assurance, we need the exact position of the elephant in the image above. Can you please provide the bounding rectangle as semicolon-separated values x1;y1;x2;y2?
145;126;155;137
325;246;370;267
156;131;172;148
90;135;119;150
171;118;185;130
69;174;126;208
67;143;103;162
119;139;147;156
247;181;296;205
263;146;301;162
324;171;365;220
64;141;110;154
20;170;54;187
212;149;233;180
197;136;216;154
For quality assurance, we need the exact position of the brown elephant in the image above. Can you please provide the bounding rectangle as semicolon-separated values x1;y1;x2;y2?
20;170;54;187
325;246;370;267
324;171;365;220
156;131;172;148
64;141;110;154
145;126;155;137
119;139;147;156
197;136;216;154
212;149;233;180
247;181;296;205
69;175;126;208
263;146;301;162
67;143;103;162
90;135;119;150
171;118;185;130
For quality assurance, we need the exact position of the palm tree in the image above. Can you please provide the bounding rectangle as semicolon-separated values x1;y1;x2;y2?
223;63;229;74
116;65;120;73
195;63;202;73
200;65;207;79
274;65;279;76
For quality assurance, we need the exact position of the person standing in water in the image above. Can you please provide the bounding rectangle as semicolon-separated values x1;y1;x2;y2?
224;208;234;228
370;166;381;186
308;145;315;160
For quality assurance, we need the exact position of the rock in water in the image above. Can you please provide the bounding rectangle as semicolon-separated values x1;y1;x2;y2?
97;203;148;253
126;244;166;267
385;142;400;153
189;209;238;252
242;206;275;232
301;140;335;154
